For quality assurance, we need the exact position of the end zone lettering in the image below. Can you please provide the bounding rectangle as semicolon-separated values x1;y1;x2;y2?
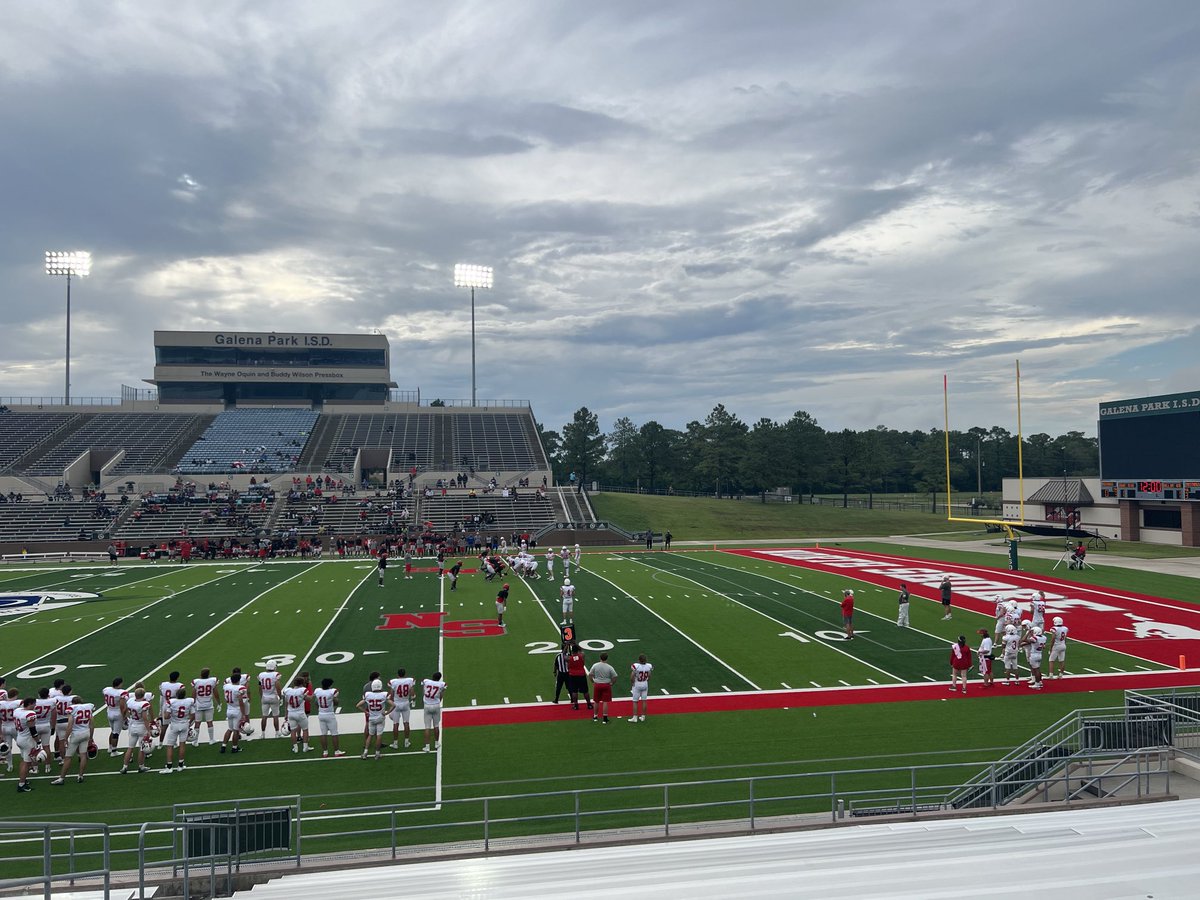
377;611;503;638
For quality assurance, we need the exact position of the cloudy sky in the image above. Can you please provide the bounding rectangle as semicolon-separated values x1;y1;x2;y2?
2;0;1198;436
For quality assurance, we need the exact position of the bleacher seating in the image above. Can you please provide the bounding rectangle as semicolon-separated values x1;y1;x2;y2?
0;412;80;471
22;413;207;477
319;413;437;471
174;409;318;475
415;488;556;536
0;499;119;543
113;487;273;542
451;412;546;471
275;493;410;537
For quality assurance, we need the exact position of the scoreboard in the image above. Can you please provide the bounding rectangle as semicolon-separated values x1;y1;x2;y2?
1099;480;1200;500
1098;390;1200;502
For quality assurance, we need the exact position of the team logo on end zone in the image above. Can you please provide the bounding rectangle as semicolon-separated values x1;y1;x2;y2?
0;591;101;617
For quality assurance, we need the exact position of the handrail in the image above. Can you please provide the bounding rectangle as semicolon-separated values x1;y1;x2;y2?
137;819;236;900
0;821;110;899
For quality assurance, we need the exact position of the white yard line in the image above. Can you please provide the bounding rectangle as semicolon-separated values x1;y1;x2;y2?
285;566;376;686
137;563;321;683
3;566;249;678
589;565;761;690
618;554;906;685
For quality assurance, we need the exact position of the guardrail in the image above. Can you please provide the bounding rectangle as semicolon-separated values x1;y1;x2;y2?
0;820;111;899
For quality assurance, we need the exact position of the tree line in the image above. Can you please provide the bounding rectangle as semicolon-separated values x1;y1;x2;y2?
538;405;1098;501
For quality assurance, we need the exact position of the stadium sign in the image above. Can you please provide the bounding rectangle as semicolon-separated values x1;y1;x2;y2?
1099;390;1200;419
0;591;101;618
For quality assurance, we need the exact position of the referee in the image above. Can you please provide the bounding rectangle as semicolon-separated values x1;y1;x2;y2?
552;647;570;703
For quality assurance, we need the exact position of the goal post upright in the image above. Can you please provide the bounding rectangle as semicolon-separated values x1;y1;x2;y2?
943;360;1025;537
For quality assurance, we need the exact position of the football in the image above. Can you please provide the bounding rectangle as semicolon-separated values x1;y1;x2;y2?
87;741;98;759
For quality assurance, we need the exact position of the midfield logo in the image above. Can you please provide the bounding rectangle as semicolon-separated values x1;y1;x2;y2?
376;611;503;638
0;591;100;617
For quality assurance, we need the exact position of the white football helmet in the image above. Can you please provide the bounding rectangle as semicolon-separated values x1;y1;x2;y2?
141;735;155;756
1005;624;1016;635
240;722;256;737
0;740;10;759
1032;626;1043;636
187;722;199;742
563;578;570;586
562;546;568;552
31;745;49;765
150;720;161;738
1007;599;1019;611
370;679;383;692
1053;616;1064;626
281;719;291;735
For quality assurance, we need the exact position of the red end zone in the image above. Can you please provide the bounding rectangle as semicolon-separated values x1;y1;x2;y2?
730;546;1200;668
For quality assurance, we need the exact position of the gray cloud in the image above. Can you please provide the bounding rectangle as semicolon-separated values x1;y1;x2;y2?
1;0;1198;438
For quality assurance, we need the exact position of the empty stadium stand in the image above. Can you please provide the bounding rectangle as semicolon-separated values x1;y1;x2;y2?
174;408;319;475
21;413;210;477
452;412;547;471
0;412;81;471
317;413;436;471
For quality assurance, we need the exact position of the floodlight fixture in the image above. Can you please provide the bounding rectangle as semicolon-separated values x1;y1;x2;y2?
45;250;93;404
454;263;494;405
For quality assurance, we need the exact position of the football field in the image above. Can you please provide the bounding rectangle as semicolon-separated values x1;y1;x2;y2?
1;545;1197;872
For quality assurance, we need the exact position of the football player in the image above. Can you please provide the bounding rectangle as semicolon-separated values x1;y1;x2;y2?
1049;616;1070;679
495;583;509;628
221;672;249;755
162;687;196;772
421;672;446;752
53;684;73;762
52;695;95;787
157;671;184;746
283;676;311;753
0;689;20;773
387;668;415;750
560;578;576;626
1001;624;1022;684
313;678;344;757
191;668;218;745
1026;626;1047;690
258;664;282;738
32;687;56;774
101;677;129;757
357;679;392;760
121;687;154;774
544;547;555;581
1030;590;1047;631
14;697;43;792
629;655;654;723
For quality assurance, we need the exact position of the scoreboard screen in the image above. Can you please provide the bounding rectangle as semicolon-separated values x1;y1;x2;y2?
1098;391;1200;499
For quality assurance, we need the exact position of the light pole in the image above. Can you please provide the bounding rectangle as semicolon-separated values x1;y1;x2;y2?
45;251;92;405
453;264;493;406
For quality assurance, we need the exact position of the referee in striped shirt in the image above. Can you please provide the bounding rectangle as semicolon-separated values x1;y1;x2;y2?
552;648;570;703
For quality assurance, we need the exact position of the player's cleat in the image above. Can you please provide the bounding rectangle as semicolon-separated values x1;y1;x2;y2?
219;745;227;754
638;716;645;722
628;716;638;723
389;742;398;750
77;775;84;783
374;752;381;760
422;745;430;752
603;717;609;724
51;777;65;786
593;716;599;722
161;767;174;774
138;765;150;773
322;750;329;757
334;750;346;757
231;746;241;754
291;745;298;754
948;686;956;692
17;783;32;792
302;745;312;753
404;739;411;748
361;750;368;759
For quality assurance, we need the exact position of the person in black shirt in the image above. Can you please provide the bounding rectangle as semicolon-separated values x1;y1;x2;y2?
448;561;462;591
377;552;388;587
552;648;570;703
495;583;509;628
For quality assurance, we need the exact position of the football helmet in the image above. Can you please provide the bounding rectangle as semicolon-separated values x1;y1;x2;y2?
141;735;155;757
1032;626;1043;636
187;722;199;743
31;745;49;765
149;721;161;738
0;740;9;759
281;719;291;736
86;740;98;759
370;679;383;692
563;578;570;586
1053;616;1064;626
1005;624;1016;635
239;722;256;737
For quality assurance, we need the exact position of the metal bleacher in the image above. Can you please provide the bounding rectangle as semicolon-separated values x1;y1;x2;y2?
319;413;436;472
175;409;319;475
22;413;208;477
452;412;546;471
0;499;119;543
0;411;81;471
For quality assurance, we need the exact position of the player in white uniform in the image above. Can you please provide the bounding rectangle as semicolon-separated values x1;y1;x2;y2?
121;688;154;774
561;546;571;578
33;688;57;774
157;672;184;746
573;543;582;568
976;630;995;688
283;677;312;753
357;680;392;760
560;578;576;625
993;596;1008;643
421;672;446;752
388;668;416;749
313;679;345;757
629;655;653;722
102;678;129;757
545;548;555;580
1026;627;1047;690
53;684;74;762
191;668;218;745
258;666;282;738
14;698;43;792
0;689;19;773
1049;617;1069;679
162;688;196;772
1000;624;1022;684
53;695;95;785
221;675;249;755
1030;591;1047;630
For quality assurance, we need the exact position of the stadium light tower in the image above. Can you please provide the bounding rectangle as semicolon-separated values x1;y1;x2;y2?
453;263;493;406
45;250;92;404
